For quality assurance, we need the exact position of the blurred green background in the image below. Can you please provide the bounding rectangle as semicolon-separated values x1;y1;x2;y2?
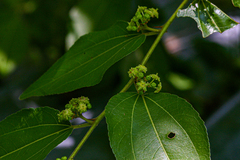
0;0;240;159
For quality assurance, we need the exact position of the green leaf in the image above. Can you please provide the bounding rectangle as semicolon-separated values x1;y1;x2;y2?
0;107;73;160
106;92;210;159
20;21;146;100
177;0;239;38
232;0;240;8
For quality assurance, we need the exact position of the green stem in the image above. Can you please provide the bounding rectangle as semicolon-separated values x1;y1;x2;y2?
141;0;189;66
72;123;92;129
68;110;106;160
67;1;189;159
79;114;94;124
120;78;134;93
144;32;159;36
142;25;161;32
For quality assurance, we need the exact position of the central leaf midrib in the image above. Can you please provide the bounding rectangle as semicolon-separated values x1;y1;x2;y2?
145;96;200;159
142;95;170;160
52;35;144;92
131;95;139;160
200;0;221;32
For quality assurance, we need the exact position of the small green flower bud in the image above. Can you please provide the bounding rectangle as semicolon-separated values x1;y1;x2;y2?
137;80;148;92
127;6;159;32
61;156;67;160
138;72;144;78
128;67;138;78
146;75;151;81
151;82;157;87
132;17;138;22
135;11;141;16
132;26;137;31
87;103;92;109
149;74;160;81
58;108;74;122
127;25;132;31
149;8;159;18
78;102;87;114
136;65;147;73
79;96;89;104
154;82;162;93
136;13;142;19
144;14;150;19
65;104;73;109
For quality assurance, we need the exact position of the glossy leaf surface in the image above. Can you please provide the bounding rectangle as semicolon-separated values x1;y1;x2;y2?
106;92;210;160
20;21;146;99
177;0;239;38
232;0;240;8
0;107;73;160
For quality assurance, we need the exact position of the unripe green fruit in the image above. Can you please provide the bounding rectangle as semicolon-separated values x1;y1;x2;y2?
56;158;61;160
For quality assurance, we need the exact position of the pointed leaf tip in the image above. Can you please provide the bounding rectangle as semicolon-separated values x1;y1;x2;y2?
20;21;146;99
177;0;239;38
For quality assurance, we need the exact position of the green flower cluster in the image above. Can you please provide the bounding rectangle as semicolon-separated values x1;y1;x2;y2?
128;65;162;94
127;6;159;32
128;65;147;79
56;156;67;160
58;96;92;122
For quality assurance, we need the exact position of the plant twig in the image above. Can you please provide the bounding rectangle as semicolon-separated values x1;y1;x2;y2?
68;110;106;160
141;0;189;66
68;1;189;159
72;123;92;129
79;114;94;124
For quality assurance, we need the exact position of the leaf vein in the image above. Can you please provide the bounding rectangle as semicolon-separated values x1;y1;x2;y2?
145;96;200;159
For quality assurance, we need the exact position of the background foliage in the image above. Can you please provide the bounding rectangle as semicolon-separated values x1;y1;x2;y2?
0;0;240;159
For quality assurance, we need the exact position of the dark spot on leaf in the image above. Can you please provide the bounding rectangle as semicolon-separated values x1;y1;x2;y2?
167;132;176;139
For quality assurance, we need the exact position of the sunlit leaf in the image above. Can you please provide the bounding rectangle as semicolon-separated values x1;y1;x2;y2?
177;0;239;38
106;92;210;159
0;107;73;160
20;21;146;100
232;0;240;8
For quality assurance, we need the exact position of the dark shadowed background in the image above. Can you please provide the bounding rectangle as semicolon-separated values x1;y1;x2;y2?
0;0;240;159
